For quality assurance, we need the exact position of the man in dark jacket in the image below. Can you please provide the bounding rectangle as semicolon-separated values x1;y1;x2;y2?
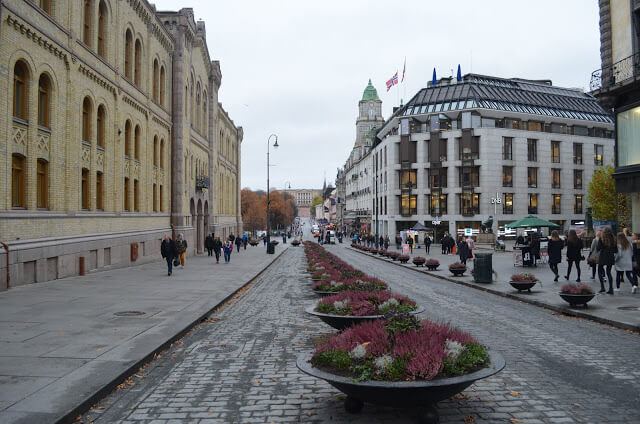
205;233;214;256
160;235;177;276
457;237;470;265
213;236;223;264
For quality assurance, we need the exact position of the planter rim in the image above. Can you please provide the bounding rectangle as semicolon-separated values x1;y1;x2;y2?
305;304;424;320
313;289;388;296
510;280;538;284
296;350;505;389
558;292;595;296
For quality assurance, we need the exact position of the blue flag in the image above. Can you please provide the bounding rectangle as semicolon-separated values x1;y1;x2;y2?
432;68;437;86
457;64;462;82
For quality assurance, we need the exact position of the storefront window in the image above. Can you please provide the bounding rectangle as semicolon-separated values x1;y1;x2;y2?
617;106;640;167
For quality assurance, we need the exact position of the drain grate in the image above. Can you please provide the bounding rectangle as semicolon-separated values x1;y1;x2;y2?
617;306;640;311
114;311;146;317
201;344;239;354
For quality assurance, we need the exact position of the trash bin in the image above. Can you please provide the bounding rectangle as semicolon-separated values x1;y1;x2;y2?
473;252;493;283
267;242;275;254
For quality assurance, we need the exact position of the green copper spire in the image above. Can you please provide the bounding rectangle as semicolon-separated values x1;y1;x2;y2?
361;79;380;101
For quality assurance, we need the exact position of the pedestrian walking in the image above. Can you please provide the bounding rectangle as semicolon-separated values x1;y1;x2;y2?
441;234;448;255
160;234;177;276
236;237;242;253
396;234;402;250
615;232;637;293
242;233;248;250
530;234;540;267
205;233;214;256
597;227;618;294
457;236;470;265
223;238;233;263
633;233;640;285
424;235;431;254
587;230;602;279
548;230;563;282
564;230;583;282
466;236;475;260
229;233;235;244
176;233;187;268
213;236;222;263
407;235;414;254
384;235;390;250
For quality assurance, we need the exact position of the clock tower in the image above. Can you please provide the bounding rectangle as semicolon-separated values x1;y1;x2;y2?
355;79;384;148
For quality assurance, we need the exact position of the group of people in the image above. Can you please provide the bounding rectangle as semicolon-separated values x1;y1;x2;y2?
160;232;246;276
547;227;639;295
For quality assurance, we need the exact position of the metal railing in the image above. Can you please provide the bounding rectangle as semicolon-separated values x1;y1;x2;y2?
590;52;640;91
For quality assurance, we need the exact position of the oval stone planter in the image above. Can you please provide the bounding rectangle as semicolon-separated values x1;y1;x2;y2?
413;261;426;267
297;351;505;423
449;268;467;277
305;305;424;331
425;265;440;271
313;290;340;297
509;281;537;292
559;292;595;308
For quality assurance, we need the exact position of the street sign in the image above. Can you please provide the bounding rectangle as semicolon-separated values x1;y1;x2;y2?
464;228;473;236
432;220;441;225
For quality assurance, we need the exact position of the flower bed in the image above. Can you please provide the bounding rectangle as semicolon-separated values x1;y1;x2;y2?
559;283;595;308
311;314;489;382
315;291;417;316
304;242;387;293
509;273;539;292
398;255;410;263
425;259;440;270
561;283;594;295
412;257;426;267
389;252;399;261
449;263;467;276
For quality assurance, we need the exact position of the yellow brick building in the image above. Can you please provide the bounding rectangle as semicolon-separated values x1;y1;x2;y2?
0;1;241;288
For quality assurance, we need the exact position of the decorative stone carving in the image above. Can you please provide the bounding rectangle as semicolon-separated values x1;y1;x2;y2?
96;149;104;171
12;125;27;156
36;132;50;160
81;144;91;166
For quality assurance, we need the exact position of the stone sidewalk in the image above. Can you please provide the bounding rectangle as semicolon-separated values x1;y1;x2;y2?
0;242;288;424
347;242;640;332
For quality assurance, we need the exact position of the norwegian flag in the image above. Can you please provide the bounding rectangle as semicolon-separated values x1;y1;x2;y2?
386;72;398;91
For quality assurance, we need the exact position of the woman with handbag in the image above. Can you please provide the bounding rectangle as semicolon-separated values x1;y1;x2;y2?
587;230;602;279
597;227;617;294
564;230;583;282
614;232;637;293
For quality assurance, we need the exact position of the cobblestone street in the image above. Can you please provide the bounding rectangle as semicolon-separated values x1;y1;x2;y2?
85;243;640;424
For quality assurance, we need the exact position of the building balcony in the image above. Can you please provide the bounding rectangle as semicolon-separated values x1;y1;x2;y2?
590;52;640;92
196;175;210;190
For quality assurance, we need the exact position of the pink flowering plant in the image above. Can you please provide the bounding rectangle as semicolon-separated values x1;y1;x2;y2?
561;283;595;295
311;313;489;382
315;291;417;316
305;242;387;293
510;273;538;283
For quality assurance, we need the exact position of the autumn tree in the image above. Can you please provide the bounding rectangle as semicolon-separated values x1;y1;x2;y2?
587;165;629;225
241;188;297;234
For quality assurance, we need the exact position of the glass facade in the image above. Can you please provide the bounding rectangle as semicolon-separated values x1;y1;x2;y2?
617;106;640;167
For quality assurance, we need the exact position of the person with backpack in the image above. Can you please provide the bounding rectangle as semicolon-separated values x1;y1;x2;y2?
213;236;222;264
564;230;583;282
223;238;233;263
160;234;177;276
176;233;188;268
236;236;242;253
242;233;248;250
597;227;618;294
587;230;602;279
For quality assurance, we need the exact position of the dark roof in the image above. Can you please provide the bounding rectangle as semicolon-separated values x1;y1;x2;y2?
398;74;613;123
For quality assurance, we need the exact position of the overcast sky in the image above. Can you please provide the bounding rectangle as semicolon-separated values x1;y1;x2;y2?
153;0;601;191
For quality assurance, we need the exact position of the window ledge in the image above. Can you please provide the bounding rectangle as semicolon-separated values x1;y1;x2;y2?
38;125;51;133
82;141;91;147
12;117;28;126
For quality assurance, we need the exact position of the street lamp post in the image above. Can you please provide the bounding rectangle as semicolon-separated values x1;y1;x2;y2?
284;181;291;235
267;134;279;253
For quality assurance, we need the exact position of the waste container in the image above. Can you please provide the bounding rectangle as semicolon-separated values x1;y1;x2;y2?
267;242;275;254
473;252;493;283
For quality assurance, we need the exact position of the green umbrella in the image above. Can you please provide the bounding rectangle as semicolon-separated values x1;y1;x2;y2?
505;215;560;229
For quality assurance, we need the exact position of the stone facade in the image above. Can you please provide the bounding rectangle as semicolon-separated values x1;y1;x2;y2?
0;1;241;289
289;189;322;218
372;74;615;241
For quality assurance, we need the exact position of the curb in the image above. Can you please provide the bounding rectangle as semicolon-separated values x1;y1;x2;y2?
58;247;289;424
347;247;640;333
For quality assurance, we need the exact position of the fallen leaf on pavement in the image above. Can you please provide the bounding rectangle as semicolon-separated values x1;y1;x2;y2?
509;419;521;423
509;390;520;396
464;415;476;423
573;403;582;407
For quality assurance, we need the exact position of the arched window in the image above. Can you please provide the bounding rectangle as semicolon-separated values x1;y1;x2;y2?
124;177;130;211
82;97;92;143
124;30;132;78
184;86;188;119
134;125;140;159
124;120;132;157
39;0;52;14
98;1;107;58
196;85;201;131
159;66;165;106
38;74;51;128
13;61;29;121
153;60;159;101
134;179;139;211
83;0;92;47
202;92;207;133
97;105;105;148
134;39;141;85
96;171;104;210
160;184;164;212
153;183;157;212
81;168;89;210
37;159;49;209
153;136;158;166
160;138;165;168
12;154;26;208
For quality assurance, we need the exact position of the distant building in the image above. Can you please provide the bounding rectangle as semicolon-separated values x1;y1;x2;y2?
591;0;640;231
289;189;322;218
370;73;614;241
342;80;384;233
